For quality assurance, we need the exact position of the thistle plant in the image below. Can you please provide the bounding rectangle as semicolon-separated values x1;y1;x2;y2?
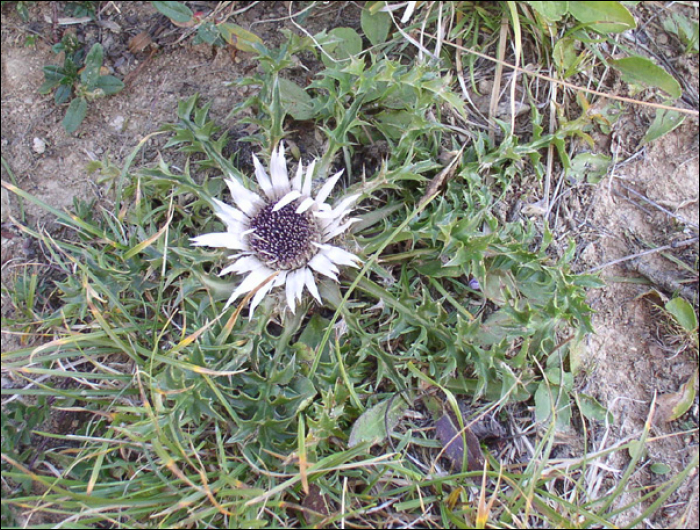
191;142;361;315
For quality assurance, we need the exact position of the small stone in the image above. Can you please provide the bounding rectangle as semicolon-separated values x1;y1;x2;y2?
32;137;46;154
110;115;125;132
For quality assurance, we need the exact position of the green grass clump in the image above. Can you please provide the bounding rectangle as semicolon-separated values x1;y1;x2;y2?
3;1;697;527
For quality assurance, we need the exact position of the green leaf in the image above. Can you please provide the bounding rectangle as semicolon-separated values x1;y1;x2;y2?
15;1;30;21
526;1;569;22
63;97;88;133
277;78;314;121
650;462;672;475
217;23;263;53
481;270;517;306
54;83;73;105
81;43;104;88
569;336;586;375
665;297;698;333
546;368;574;391
642;109;685;145
195;22;221;45
151;1;193;23
608;56;681;99
361;4;392;46
568;1;636;33
40;65;65;93
376;110;415;140
94;75;125;96
535;383;571;431
627;439;647;459
571;274;606;289
39;77;62;95
553;37;579;77
663;12;699;54
348;395;409;447
568;152;612;183
321;27;363;67
577;393;613;423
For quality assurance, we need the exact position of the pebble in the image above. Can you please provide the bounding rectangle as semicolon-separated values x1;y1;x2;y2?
110;115;126;131
32;137;46;154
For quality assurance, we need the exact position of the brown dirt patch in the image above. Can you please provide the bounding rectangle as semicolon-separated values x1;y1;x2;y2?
581;118;699;527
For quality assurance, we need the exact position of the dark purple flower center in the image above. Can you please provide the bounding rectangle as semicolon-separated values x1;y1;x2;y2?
248;201;319;270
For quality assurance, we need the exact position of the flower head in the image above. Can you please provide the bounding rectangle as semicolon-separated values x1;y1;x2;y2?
192;143;361;315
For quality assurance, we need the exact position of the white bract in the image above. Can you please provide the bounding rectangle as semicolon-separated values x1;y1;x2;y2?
192;143;361;315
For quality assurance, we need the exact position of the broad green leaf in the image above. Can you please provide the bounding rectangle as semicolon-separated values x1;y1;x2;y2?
81;43;103;88
54;83;73;105
553;37;578;77
321;27;363;67
151;1;193;23
569;1;636;33
348;395;409;447
217;23;263;52
63;97;88;133
571;274;606;289
609;56;681;99
526;1;569;23
568;152;611;183
665;297;698;333
546;367;574;391
277;78;314;121
40;65;65;93
642;110;685;144
94;75;125;96
195;22;221;45
569;335;586;375
650;462;672;475
627;439;647;459
577;393;613;423
361;4;392;46
534;384;551;424
535;383;571;430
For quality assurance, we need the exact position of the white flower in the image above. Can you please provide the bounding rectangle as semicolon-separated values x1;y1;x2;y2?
192;143;361;316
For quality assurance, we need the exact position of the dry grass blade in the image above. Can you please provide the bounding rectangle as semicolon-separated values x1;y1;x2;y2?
433;34;700;116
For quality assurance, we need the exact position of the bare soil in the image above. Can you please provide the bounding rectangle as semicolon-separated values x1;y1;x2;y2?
2;2;698;527
583;120;699;527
